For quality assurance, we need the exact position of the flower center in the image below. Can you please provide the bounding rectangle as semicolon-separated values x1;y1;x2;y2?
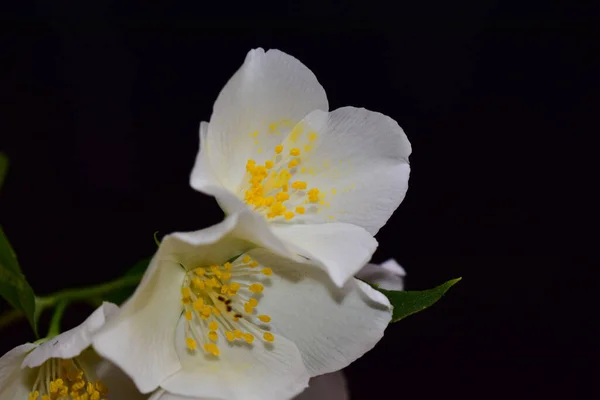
181;254;275;357
241;140;330;221
28;357;107;400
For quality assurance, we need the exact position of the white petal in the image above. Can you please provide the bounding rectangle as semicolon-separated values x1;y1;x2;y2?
270;223;378;287
249;249;391;376
163;212;258;269
192;48;328;192
190;121;222;188
355;258;406;291
0;343;37;399
160;316;309;400
279;107;411;235
23;302;119;368
92;252;186;394
294;372;349;400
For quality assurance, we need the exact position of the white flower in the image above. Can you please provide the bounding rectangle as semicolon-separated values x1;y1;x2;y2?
92;214;392;400
190;48;411;287
139;258;404;400
0;302;144;400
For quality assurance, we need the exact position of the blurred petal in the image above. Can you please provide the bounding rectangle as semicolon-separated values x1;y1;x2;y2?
356;258;406;290
0;343;37;399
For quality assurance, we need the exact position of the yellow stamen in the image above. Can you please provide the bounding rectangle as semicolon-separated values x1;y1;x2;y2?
204;343;220;356
295;206;305;214
291;181;307;190
208;331;218;342
275;144;283;154
290;148;301;156
249;283;264;293
258;315;271;323
243;333;255;343
186;337;197;350
263;332;275;342
261;267;273;276
284;211;294;220
208;321;218;331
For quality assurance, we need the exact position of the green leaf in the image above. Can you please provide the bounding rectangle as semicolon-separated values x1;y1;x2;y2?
103;257;150;305
377;277;462;323
0;225;37;335
0;152;8;192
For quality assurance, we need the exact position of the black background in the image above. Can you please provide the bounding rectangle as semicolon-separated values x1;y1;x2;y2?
0;1;590;399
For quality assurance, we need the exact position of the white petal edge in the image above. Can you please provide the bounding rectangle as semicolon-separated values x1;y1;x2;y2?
270;223;378;287
92;253;185;394
189;121;222;189
355;258;406;291
294;371;349;400
0;343;37;399
23;302;119;368
249;249;391;376
160;316;309;400
193;48;329;193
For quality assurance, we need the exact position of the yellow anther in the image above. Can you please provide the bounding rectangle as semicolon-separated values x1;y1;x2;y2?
87;382;94;395
243;333;255;343
308;188;320;203
275;192;289;201
208;321;218;331
208;331;218;342
263;332;275;342
181;297;191;305
181;287;191;299
309;132;318;141
243;255;252;263
265;160;274;169
204;343;220;356
244;303;254;313
284;211;294;220
41;396;50;400
193;277;205;290
258;315;271;323
295;206;305;214
224;262;232;271
221;284;229;294
292;181;307;190
282;183;289;192
249;283;264;293
193;298;204;311
194;267;206;276
212;306;221;315
229;282;241;293
249;298;258;307
290;148;301;156
264;196;274;206
246;159;256;171
185;311;193;321
249;261;259;268
234;329;243;338
91;391;100;400
288;159;300;168
275;144;283;154
225;331;235;342
186;337;197;350
261;267;273;276
201;305;211;318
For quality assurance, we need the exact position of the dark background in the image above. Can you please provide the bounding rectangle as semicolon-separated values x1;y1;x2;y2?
0;1;589;399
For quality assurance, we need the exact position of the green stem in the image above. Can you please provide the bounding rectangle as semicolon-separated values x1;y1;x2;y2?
47;300;69;338
0;274;142;333
41;274;142;304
